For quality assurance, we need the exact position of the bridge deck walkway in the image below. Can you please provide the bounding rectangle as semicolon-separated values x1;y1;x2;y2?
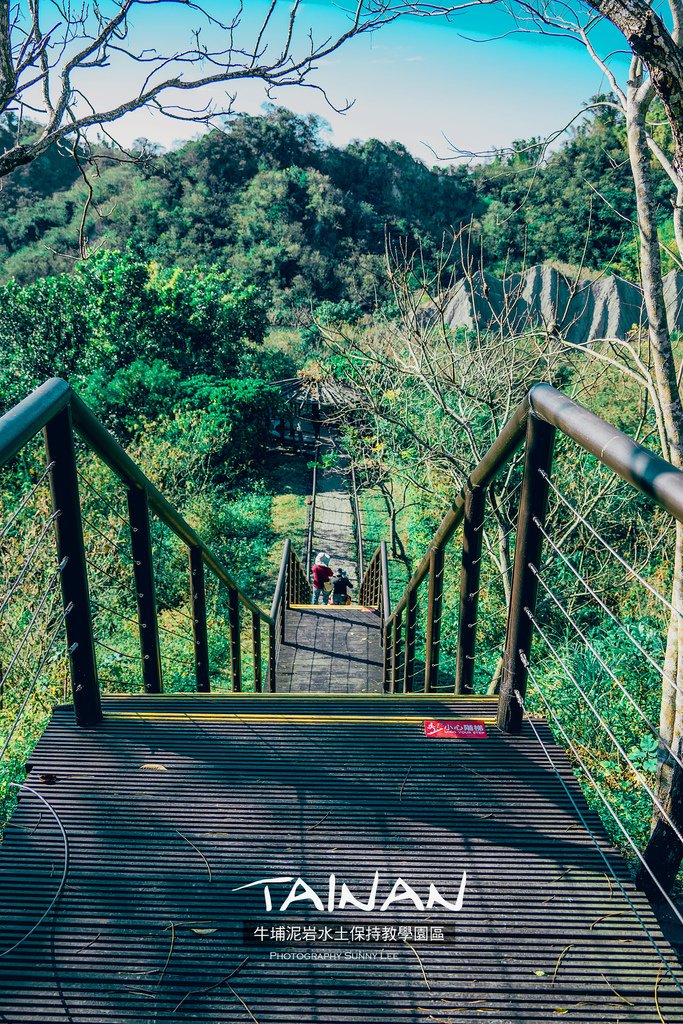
0;693;680;1022
276;605;384;693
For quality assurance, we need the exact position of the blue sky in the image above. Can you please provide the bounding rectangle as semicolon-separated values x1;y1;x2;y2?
89;1;629;164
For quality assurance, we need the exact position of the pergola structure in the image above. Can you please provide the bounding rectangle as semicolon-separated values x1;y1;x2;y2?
272;374;358;446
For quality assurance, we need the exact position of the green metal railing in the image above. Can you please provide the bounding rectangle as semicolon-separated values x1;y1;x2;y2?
0;378;299;719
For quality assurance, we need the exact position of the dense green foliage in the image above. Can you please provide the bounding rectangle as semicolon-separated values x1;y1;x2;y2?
1;101;676;312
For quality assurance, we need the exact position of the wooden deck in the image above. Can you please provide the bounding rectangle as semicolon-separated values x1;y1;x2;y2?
0;694;681;1022
276;604;384;692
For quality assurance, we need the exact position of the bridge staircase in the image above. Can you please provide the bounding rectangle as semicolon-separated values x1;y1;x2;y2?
0;379;682;1020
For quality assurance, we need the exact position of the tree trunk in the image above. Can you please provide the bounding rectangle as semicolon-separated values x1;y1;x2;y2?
626;64;683;468
626;60;683;848
590;1;683;186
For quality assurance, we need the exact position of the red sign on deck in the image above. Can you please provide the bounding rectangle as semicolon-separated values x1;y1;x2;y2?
424;719;488;739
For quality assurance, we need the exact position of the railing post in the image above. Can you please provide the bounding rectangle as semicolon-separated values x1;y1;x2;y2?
390;610;402;693
498;414;555;732
403;587;418;692
252;613;263;693
268;620;277;692
455;484;486;694
44;406;101;727
424;546;445;692
286;548;293;609
127;486;163;694
382;620;392;692
380;541;392;689
189;546;210;693
228;587;241;692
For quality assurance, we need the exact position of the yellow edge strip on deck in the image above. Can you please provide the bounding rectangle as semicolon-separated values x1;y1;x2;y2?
99;693;497;700
105;712;499;724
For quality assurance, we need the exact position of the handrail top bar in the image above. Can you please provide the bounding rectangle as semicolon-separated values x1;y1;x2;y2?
380;540;391;622
530;383;683;524
0;378;270;624
388;394;530;624
358;543;382;598
388;382;683;626
0;377;71;467
271;538;292;621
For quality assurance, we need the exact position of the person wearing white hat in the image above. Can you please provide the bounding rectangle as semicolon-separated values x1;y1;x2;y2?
312;551;334;605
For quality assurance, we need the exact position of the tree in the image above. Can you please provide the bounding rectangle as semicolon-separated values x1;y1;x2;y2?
369;0;683;884
0;1;397;180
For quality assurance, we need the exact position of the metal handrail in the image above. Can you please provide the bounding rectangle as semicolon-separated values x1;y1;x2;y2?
385;381;683;703
358;541;392;689
304;446;319;578
0;378;275;718
350;462;365;583
386;395;530;626
269;540;311;690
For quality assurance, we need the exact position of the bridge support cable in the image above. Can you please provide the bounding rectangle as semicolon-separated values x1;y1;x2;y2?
514;685;683;997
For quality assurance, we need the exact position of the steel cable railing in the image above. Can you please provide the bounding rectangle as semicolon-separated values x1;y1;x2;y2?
533;515;683;701
0;462;55;543
540;469;683;623
514;686;683;999
1;450;69;812
368;381;683;903
529;566;683;755
0;511;62;618
0;559;67;699
514;458;683;905
0;602;74;761
523;603;683;847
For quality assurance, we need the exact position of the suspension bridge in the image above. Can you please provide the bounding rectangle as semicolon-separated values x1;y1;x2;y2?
0;378;681;1021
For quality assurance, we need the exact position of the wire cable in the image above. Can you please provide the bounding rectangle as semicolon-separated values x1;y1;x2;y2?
514;685;683;996
0;559;67;695
77;472;127;523
525;606;683;841
534;516;683;704
0;463;55;542
94;638;137;662
0;604;74;760
81;515;127;552
517;664;683;928
530;564;683;761
541;470;683;622
85;558;132;592
0;512;61;617
0;783;69;958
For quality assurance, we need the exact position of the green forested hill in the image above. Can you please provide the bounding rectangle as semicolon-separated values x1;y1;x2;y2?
0;102;674;309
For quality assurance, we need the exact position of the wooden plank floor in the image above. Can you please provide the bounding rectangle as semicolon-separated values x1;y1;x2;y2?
0;695;681;1022
276;605;384;693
